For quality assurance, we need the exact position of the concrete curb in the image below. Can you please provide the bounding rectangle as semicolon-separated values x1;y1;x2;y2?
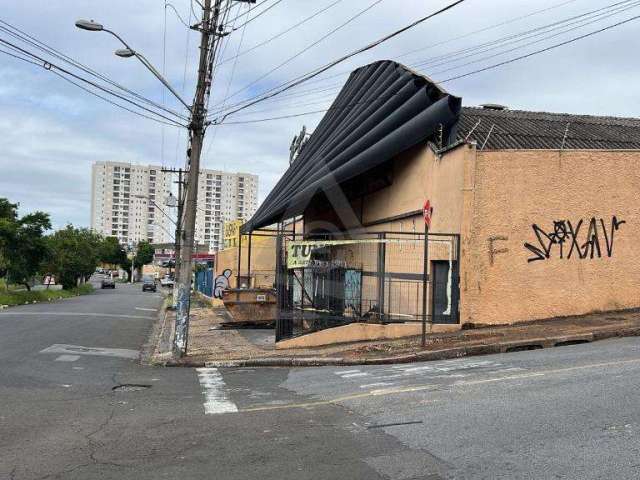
158;326;640;368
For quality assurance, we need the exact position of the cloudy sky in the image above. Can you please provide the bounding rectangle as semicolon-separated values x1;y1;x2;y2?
0;0;638;229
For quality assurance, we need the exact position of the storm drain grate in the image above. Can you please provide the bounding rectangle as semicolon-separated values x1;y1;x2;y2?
112;384;151;392
505;344;543;353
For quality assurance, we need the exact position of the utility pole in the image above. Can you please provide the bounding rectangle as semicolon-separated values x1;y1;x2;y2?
162;167;186;305
173;0;218;356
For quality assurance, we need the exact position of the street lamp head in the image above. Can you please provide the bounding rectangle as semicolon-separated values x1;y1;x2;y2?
75;19;104;31
115;48;136;58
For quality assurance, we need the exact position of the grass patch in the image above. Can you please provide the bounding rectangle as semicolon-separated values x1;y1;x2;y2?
0;283;95;306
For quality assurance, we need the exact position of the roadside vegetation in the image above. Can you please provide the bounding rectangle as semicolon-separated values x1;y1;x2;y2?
0;196;155;307
0;284;94;306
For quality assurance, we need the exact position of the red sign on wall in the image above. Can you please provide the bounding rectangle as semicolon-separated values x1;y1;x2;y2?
423;199;433;227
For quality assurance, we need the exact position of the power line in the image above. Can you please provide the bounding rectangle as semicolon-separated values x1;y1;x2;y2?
0;46;40;66
209;0;467;124
218;0;387;105
207;0;604;117
165;2;192;28
231;0;285;31
398;0;584;61
426;0;640;77
213;13;640;126
49;69;185;127
439;13;640;83
411;0;640;71
174;0;197;167
0;36;188;127
161;0;169;167
0;18;189;121
218;0;345;67
210;0;637;118
203;1;251;160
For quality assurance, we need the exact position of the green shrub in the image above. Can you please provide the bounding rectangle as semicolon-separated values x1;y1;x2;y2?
0;284;94;306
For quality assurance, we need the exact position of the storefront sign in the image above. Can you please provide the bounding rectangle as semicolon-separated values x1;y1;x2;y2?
287;239;412;269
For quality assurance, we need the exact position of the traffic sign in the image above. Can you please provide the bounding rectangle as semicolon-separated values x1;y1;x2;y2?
422;199;433;227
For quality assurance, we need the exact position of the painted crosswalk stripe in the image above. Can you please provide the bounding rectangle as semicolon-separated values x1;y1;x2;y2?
135;307;156;312
196;368;238;415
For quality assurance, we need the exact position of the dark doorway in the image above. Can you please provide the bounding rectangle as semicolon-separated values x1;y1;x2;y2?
432;260;459;324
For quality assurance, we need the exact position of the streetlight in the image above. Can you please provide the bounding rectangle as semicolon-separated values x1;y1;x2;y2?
75;19;191;112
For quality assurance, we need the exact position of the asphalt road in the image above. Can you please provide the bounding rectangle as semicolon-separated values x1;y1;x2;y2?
1;280;640;479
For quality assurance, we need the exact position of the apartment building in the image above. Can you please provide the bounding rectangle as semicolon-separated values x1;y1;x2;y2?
90;161;174;245
195;170;258;252
91;162;259;252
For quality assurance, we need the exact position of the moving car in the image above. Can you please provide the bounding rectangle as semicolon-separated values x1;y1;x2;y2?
101;278;115;289
160;275;174;288
142;276;157;292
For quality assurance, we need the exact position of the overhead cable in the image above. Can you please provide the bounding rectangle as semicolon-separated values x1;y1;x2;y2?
0;18;189;120
209;0;467;124
0;36;188;127
216;0;388;106
217;0;345;67
214;13;640;125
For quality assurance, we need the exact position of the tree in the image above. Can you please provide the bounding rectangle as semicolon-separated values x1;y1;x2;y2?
0;198;51;290
134;241;155;269
0;198;19;278
98;236;127;267
45;226;101;289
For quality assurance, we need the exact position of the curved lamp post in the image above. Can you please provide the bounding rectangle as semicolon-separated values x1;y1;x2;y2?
75;19;192;112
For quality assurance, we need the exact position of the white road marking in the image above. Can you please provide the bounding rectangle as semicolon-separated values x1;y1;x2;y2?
335;370;361;375
40;344;139;360
55;354;80;362
340;372;369;378
196;368;238;415
359;382;395;389
135;307;156;312
0;312;154;319
454;372;546;386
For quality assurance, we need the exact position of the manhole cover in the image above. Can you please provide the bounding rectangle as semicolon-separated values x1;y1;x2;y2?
112;384;151;392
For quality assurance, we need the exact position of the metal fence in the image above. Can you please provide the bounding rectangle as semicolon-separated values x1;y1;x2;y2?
274;230;460;341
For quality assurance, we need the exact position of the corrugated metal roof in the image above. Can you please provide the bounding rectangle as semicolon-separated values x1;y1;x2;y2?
456;107;640;150
243;60;462;232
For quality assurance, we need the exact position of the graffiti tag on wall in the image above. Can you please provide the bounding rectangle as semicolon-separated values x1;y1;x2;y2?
524;216;625;263
213;269;232;299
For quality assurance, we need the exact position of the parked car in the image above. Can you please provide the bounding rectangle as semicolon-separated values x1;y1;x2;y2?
101;278;115;289
160;275;174;288
142;276;157;292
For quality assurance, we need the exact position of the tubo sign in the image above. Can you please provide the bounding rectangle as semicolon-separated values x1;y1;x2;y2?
287;243;314;269
423;199;433;227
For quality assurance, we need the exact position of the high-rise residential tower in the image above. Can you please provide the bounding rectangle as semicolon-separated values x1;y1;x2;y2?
90;162;258;252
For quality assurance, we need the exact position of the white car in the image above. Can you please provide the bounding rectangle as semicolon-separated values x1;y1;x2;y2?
160;276;174;288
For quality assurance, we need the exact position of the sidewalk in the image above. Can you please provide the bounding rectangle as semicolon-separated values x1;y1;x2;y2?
152;303;640;367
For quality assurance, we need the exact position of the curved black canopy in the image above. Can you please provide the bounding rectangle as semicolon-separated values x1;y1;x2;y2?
242;60;462;233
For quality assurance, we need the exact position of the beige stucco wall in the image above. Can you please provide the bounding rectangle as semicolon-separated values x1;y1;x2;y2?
461;149;640;325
